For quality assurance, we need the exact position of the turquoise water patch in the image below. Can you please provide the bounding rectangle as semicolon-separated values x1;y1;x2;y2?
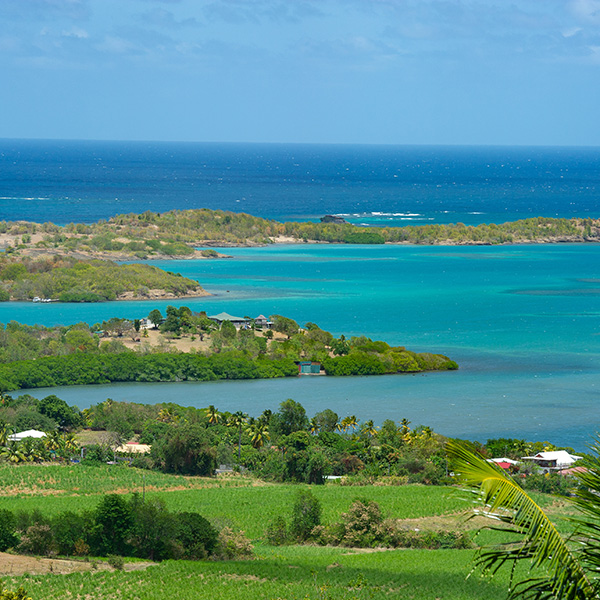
5;243;600;448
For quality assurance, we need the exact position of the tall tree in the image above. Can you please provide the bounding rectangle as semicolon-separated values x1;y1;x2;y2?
227;411;248;461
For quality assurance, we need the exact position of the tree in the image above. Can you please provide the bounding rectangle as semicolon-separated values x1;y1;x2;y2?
39;395;81;430
271;399;309;436
227;411;247;461
148;309;163;329
270;315;299;339
220;320;236;340
92;494;134;556
205;405;221;426
447;439;599;600
152;424;217;476
313;409;339;433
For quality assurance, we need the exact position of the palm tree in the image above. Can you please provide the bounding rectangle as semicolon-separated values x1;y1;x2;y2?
157;407;179;424
246;421;270;449
347;415;358;433
63;433;79;455
362;420;378;438
399;418;411;436
205;405;221;426
309;417;320;435
447;439;599;600
44;430;63;452
228;411;248;461
339;417;351;434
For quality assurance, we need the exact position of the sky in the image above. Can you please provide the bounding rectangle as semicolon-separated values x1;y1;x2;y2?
1;0;600;145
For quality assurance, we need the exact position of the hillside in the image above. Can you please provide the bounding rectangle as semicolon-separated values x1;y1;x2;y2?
0;255;207;302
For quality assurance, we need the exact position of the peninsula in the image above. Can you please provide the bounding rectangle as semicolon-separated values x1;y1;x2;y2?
0;309;457;391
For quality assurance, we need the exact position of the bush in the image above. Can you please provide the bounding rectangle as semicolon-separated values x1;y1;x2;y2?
17;524;56;556
0;509;18;551
331;498;384;548
174;512;219;559
214;527;254;560
265;516;289;546
81;444;113;465
107;554;125;570
290;490;322;541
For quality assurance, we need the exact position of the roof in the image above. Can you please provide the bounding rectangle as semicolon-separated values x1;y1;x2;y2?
488;457;519;465
522;450;583;465
9;429;47;441
208;312;247;322
115;443;152;454
494;461;514;470
255;314;270;321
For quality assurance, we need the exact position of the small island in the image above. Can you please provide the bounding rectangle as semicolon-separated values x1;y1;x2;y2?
0;309;457;391
0;210;597;262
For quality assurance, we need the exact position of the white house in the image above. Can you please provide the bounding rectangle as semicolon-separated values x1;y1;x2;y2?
521;450;583;472
8;429;47;442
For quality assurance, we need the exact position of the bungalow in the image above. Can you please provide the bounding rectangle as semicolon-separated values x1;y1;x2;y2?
208;312;249;330
254;314;272;329
521;450;583;472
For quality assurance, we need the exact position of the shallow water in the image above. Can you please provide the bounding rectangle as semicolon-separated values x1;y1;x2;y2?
11;243;600;450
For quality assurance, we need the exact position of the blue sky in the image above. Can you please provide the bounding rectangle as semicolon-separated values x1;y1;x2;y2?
2;0;600;145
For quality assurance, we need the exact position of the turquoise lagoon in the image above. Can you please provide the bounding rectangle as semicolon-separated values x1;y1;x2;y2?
6;243;600;449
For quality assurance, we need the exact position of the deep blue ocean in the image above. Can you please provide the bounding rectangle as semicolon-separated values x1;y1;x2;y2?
1;139;599;448
1;139;599;226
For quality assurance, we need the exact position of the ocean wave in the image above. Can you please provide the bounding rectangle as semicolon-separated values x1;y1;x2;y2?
0;196;50;201
335;211;424;218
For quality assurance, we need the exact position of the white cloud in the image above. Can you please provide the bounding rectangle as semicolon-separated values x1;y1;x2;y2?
61;27;89;38
570;0;600;23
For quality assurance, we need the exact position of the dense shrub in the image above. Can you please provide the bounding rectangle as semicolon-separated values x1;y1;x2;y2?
17;524;56;556
174;512;219;559
151;423;217;476
265;516;289;546
0;509;18;551
290;490;322;541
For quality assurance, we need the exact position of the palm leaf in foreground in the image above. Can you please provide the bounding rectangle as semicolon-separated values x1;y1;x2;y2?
569;438;600;582
446;440;596;600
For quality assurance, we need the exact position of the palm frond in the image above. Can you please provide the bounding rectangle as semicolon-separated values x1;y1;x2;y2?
447;440;596;600
570;437;600;576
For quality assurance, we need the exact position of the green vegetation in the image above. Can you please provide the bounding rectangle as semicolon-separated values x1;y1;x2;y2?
0;311;456;389
1;211;598;259
0;428;583;600
0;255;203;302
447;440;600;600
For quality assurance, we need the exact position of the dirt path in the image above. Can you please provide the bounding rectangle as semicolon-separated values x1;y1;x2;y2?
0;552;155;576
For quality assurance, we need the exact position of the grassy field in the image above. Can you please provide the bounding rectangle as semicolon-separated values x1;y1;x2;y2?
0;463;573;599
2;545;514;600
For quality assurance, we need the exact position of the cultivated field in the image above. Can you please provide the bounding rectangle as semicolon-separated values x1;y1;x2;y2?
0;463;571;599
